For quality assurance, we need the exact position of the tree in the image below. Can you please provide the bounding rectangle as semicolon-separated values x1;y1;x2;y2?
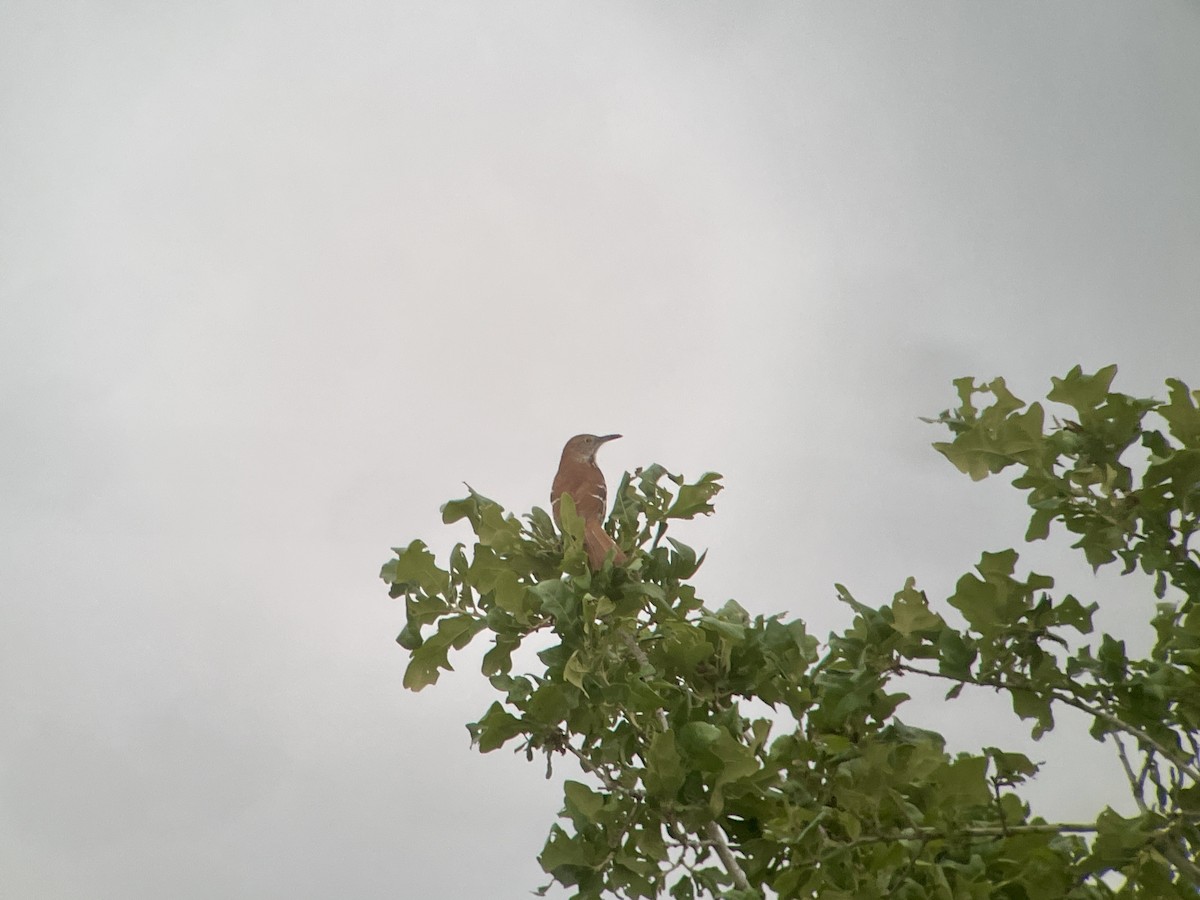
381;365;1200;898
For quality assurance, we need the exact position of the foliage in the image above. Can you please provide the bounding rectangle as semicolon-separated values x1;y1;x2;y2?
381;366;1200;898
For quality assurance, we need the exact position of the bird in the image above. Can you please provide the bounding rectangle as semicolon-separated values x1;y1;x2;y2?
550;433;628;570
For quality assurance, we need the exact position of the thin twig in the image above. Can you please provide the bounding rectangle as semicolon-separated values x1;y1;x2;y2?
1113;735;1150;814
617;630;669;732
793;808;828;848
990;775;1010;836
563;742;639;797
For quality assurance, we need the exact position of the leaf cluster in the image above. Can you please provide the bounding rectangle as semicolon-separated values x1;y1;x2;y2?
381;368;1200;898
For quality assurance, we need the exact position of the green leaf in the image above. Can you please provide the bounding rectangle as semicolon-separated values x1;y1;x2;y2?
984;747;1039;781
977;548;1019;578
525;682;574;724
1055;594;1096;635
442;487;523;552
380;540;450;596
1159;377;1200;446
555;490;584;538
711;732;760;785
952;376;979;415
563;650;590;691
931;382;1041;480
539;824;594;871
530;578;578;628
1097;633;1128;681
932;435;1015;482
1010;688;1054;738
469;546;530;617
467;701;524;752
1024;506;1056;542
646;730;685;798
395;620;423;650
665;537;705;579
1081;807;1156;873
527;505;558;539
663;628;716;673
403;641;449;691
563;780;605;823
1048;364;1119;419
482;634;520;677
935;755;991;806
987;377;1027;416
441;493;479;526
937;629;976;679
948;571;1002;632
890;578;944;636
402;614;486;691
699;615;746;642
669;875;696;900
678;721;722;755
1145;447;1200;500
665;472;724;519
491;571;529;616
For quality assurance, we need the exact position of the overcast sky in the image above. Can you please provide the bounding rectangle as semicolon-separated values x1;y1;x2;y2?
3;3;1199;898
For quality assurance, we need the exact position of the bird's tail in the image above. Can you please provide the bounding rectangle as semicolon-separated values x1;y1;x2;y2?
584;519;628;570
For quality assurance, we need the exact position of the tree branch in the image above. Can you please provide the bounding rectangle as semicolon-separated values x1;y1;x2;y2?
894;662;1200;785
1161;841;1200;888
837;821;1099;852
703;821;753;893
614;630;753;894
1048;691;1200;786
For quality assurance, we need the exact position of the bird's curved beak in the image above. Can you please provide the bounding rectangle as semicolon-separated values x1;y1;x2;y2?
597;434;622;444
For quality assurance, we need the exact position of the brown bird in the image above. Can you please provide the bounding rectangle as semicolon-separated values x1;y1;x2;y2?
551;433;628;570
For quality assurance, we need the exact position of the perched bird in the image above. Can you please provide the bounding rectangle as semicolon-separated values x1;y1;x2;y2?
550;433;628;570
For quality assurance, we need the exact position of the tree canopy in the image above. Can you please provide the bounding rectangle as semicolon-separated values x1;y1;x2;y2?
381;365;1200;898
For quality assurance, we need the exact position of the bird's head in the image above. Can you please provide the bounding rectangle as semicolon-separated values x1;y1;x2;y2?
561;433;621;463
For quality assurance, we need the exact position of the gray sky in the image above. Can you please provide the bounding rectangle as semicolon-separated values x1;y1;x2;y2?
3;3;1199;897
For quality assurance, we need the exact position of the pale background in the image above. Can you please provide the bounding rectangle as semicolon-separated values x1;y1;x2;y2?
3;2;1198;898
